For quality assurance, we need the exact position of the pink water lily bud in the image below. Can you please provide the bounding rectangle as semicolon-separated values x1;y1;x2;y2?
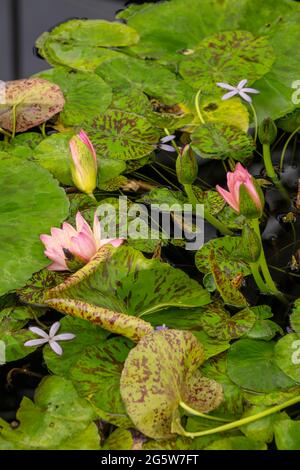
40;211;124;271
69;130;98;197
216;163;264;217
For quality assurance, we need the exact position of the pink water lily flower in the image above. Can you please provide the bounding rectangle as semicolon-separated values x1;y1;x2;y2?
69;130;98;197
40;211;124;271
24;321;75;356
216;163;262;214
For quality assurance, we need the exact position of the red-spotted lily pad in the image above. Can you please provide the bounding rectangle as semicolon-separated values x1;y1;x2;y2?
0;78;64;132
120;329;223;439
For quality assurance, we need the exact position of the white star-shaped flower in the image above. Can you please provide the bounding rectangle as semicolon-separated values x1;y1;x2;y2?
24;321;75;356
217;79;260;103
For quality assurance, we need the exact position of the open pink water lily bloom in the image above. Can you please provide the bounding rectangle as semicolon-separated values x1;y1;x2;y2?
216;163;263;214
24;321;75;356
40;211;124;271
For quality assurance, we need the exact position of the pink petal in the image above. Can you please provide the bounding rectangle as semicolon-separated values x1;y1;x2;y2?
53;333;76;341
100;238;124;248
93;213;102;250
79;130;97;165
70;232;97;261
29;326;49;338
49;341;63;356
216;185;240;212
24;338;48;347
49;321;61;338
47;261;69;271
61;222;78;239
238;79;248;89
222;90;238;100
217;83;235;91
69;139;84;178
75;212;93;237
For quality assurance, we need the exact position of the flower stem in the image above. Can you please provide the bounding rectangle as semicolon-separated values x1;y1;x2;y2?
249;102;258;142
262;144;290;201
0;127;11;138
180;395;300;438
279;125;300;173
184;183;233;236
249;262;268;294
250;218;284;299
195;90;205;124
179;401;231;423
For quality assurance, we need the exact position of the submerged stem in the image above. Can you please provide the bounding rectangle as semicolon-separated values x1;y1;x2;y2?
181;395;300;438
279;125;300;174
249;102;258;142
179;401;231;423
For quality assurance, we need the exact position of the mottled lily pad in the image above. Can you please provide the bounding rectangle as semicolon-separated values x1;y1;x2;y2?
0;78;64;132
120;329;223;439
200;305;256;340
45;245;210;316
191;123;255;161
179;30;274;92
82;110;159;160
69;337;133;427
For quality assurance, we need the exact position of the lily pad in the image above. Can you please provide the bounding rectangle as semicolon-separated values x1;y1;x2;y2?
0;78;64;132
227;339;296;393
0;376;99;450
200;306;256;341
274;334;300;382
69;337;133;427
96;54;192;106
191;123;255;161
179;30;274;92
82;110;159;160
0;159;69;296
204;436;267;450
36;19;140;71
195;236;250;277
120;329;223;439
274;419;300;450
45;245;210;316
37;67;112;126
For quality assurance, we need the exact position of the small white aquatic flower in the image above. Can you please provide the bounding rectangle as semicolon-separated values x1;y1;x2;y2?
217;79;260;103
24;321;75;356
157;135;176;152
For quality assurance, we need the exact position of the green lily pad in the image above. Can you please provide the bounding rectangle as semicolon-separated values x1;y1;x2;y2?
0;159;69;296
102;429;134;451
37;67;112;126
191;123;255;161
290;299;300;333
120;329;223;439
36;19;140;71
274;419;300;450
0;376;99;450
179;30;274;92
274;333;300;382
82;110;159;160
69;337;133;427
0;78;64;132
192;331;230;359
204;436;267;450
240;406;288;444
227;339;296;393
45;244;210;316
96;54;192;106
246;305;283;341
33;132;74;185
